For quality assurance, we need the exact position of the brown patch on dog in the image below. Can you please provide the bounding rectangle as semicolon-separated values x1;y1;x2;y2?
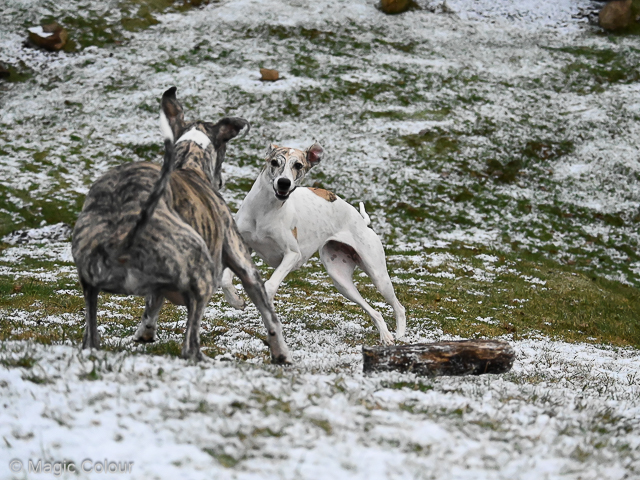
309;188;337;202
292;227;298;240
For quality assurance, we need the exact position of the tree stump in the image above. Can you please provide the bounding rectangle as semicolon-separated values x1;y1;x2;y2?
362;340;515;376
27;23;68;51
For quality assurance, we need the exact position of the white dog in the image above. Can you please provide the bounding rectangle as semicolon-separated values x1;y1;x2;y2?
221;142;406;345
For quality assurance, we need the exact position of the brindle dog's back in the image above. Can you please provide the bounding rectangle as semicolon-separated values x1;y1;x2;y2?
73;161;214;298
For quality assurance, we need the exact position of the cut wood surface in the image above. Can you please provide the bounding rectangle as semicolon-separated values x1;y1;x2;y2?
362;340;515;376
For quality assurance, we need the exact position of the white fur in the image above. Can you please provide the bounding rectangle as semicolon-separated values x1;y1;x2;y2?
159;111;174;143
221;162;407;345
176;129;211;149
359;202;371;226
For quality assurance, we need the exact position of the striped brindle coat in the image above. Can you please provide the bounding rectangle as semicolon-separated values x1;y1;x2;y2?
221;143;406;345
72;87;291;363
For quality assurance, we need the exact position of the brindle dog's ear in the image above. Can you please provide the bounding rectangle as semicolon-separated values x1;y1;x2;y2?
208;117;250;150
161;87;186;141
306;142;323;167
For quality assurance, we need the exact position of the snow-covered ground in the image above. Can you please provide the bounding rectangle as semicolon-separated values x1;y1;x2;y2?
1;236;639;479
1;337;639;480
1;0;640;478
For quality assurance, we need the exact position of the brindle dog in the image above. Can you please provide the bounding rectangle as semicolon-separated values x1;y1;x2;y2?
72;87;291;363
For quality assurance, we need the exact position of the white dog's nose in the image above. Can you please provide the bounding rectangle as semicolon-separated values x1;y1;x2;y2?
277;178;291;191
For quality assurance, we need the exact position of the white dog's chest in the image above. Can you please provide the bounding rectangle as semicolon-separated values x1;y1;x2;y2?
245;233;285;267
236;215;287;267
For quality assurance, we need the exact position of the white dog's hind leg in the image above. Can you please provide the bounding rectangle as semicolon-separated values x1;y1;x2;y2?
356;243;407;340
320;241;395;345
361;265;406;340
133;293;164;342
220;268;246;310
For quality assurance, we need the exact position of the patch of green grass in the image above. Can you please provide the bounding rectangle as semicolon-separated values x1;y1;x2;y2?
485;158;522;183
79;364;101;381
22;373;53;384
57;14;125;50
139;340;183;357
290;54;321;78
308;418;333;434
203;449;242;468
243;25;373;57
121;142;164;162
36;0;212;52
546;45;640;94
252;427;284;437
1;240;639;362
364;107;451;121
0;62;33;83
0;351;39;369
382;380;434;392
521;139;574;163
224;176;255;193
0;182;83;238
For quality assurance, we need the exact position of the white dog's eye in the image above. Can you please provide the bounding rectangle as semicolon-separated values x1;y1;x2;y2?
294;162;303;170
271;159;279;167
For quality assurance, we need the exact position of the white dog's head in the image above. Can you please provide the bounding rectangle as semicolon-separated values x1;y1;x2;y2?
263;142;324;201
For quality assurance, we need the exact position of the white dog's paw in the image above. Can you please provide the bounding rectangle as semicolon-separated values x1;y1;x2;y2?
264;280;278;303
133;323;157;343
380;331;395;346
222;286;246;311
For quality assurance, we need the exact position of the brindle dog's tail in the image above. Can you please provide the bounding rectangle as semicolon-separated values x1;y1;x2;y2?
118;137;175;256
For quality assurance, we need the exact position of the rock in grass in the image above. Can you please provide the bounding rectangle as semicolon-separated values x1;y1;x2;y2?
599;0;635;31
260;68;279;81
27;23;68;51
380;0;411;14
362;340;515;376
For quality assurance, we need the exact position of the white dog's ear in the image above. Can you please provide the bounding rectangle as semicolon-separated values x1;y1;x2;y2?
306;143;323;167
266;143;279;157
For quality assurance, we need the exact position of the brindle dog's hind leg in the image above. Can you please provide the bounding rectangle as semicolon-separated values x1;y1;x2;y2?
81;280;100;350
222;232;291;364
133;293;164;343
181;292;210;362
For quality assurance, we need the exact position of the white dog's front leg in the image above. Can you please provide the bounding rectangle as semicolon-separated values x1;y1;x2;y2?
221;267;246;310
264;250;301;302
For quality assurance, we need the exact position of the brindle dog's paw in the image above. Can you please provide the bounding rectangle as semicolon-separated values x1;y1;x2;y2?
82;332;101;350
271;354;292;365
181;348;211;363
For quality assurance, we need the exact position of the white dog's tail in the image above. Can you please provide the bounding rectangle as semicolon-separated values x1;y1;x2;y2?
359;202;371;226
